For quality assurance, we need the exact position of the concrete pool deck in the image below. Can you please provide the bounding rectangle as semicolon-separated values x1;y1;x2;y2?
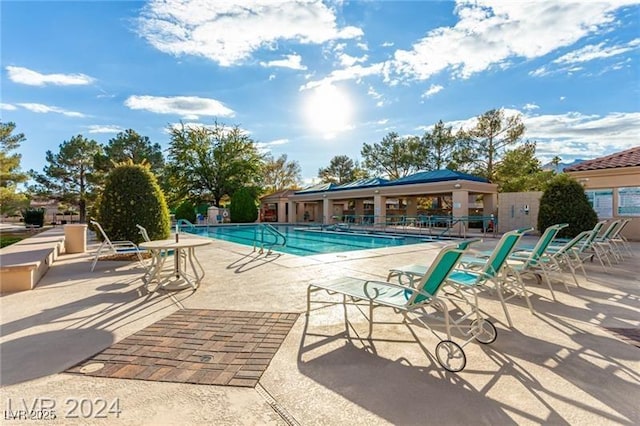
1;229;639;424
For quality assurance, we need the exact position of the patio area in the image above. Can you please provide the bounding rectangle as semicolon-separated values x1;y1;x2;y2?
1;228;639;424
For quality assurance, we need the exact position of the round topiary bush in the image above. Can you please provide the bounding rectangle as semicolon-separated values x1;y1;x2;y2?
97;163;170;244
174;199;197;223
230;187;258;223
538;174;597;238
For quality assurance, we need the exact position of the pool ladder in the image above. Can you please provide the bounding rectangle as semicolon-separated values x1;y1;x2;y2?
176;219;196;233
254;224;287;255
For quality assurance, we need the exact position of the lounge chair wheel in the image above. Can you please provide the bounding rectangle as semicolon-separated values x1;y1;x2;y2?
435;340;466;372
471;319;497;344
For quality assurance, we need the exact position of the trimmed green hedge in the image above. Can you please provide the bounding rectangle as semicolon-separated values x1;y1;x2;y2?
97;163;170;244
174;199;197;223
22;208;45;227
230;187;258;223
538;174;598;238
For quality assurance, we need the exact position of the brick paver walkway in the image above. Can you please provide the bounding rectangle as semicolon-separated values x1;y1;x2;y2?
67;309;299;387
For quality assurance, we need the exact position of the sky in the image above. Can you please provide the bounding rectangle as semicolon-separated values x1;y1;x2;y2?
1;0;639;185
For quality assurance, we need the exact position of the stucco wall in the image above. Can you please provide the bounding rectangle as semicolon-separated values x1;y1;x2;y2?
568;167;640;241
498;192;542;234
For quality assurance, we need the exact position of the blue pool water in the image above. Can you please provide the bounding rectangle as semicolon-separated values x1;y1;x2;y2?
186;224;430;256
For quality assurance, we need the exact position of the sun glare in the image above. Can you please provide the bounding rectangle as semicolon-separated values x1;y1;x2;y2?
305;84;353;139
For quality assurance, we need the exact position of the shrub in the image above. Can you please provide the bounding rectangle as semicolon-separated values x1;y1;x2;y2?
230;187;258;223
174;199;197;223
22;208;45;227
1;235;24;248
97;163;170;244
538;174;597;238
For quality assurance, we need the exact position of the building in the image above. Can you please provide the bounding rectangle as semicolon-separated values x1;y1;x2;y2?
564;146;640;241
259;169;498;233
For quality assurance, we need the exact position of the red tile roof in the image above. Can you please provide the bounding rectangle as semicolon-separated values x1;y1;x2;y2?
564;146;640;172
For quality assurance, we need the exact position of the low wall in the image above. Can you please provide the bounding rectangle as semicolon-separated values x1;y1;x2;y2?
498;192;542;234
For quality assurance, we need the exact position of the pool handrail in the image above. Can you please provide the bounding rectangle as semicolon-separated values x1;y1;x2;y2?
254;224;287;255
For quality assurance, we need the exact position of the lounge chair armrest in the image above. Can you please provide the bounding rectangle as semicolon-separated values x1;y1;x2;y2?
362;280;433;301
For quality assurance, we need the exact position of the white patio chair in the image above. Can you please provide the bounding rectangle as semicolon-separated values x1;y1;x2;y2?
90;220;145;271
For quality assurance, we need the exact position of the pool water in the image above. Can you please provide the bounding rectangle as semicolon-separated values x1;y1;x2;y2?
186;224;429;256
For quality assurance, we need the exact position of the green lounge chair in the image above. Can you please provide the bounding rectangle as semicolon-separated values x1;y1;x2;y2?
575;220;608;271
307;241;496;372
592;219;623;266
504;223;569;301
442;227;532;328
539;230;592;286
609;218;633;258
386;238;481;287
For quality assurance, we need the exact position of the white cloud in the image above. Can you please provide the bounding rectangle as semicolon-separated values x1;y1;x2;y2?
87;125;125;134
268;74;276;81
6;66;94;86
137;0;363;67
554;38;640;65
560;96;566;101
256;138;289;151
300;63;383;90
260;54;307;70
337;52;368;67
1;103;17;111
376;100;384;108
422;84;443;98
17;103;86;118
357;42;369;51
376;119;388;125
523;103;539;111
381;41;394;47
392;1;635;81
367;86;382;99
531;38;640;76
125;95;234;119
442;108;640;163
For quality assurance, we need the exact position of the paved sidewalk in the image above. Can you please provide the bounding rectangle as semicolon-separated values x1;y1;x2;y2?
1;230;639;425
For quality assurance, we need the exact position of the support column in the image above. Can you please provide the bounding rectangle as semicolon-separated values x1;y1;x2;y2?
374;194;386;226
452;190;469;236
288;201;297;223
323;198;331;224
483;193;497;217
355;199;364;223
483;193;497;232
277;201;287;223
406;196;418;217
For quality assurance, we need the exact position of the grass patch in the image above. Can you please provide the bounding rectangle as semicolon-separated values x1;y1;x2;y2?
0;235;25;248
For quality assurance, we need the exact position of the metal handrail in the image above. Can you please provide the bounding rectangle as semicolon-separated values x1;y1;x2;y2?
176;219;196;232
253;224;287;254
325;214;498;237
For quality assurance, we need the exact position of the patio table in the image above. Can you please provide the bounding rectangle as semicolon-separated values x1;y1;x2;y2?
139;238;211;291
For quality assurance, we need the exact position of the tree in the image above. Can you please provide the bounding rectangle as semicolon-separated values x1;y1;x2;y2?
361;132;424;179
166;122;264;206
494;142;554;192
174;199;196;223
318;155;369;184
30;135;102;223
420;120;462;171
230;187;258;223
463;109;525;181
97;162;170;244
538;174;597;238
263;154;302;193
95;129;165;177
0;121;29;215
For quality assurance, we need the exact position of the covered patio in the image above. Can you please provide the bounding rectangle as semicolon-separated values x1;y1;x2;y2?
261;170;498;235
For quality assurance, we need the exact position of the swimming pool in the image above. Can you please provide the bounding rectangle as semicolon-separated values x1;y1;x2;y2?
185;224;431;256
